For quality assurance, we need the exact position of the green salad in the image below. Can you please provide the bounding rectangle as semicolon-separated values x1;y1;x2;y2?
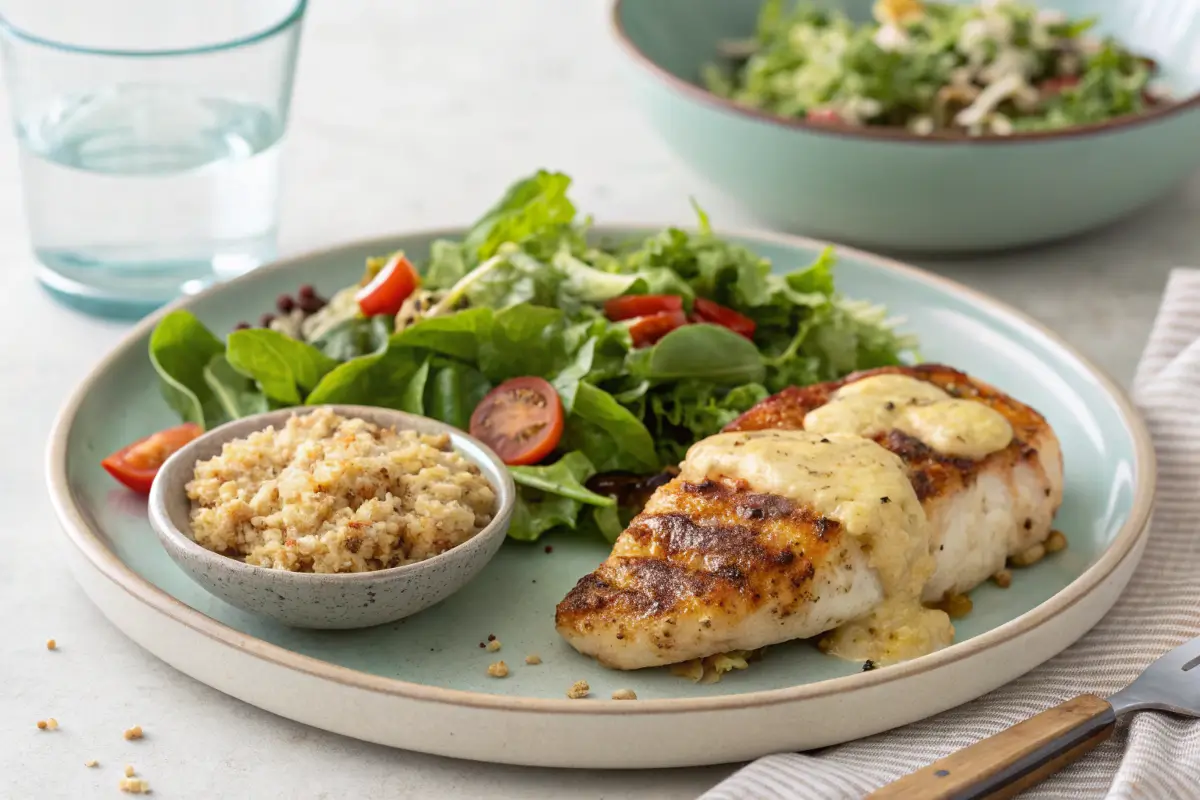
703;0;1171;136
147;170;915;542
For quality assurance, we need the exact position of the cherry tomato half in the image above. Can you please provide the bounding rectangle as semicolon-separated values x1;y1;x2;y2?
603;294;683;322
806;108;844;125
692;298;757;339
101;423;204;494
628;310;687;348
469;377;564;466
356;253;420;317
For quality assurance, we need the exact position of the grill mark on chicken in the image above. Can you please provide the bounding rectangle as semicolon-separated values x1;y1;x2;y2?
557;478;829;631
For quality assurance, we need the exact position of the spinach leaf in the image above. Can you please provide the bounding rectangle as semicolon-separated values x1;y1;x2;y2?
305;347;427;412
586;504;626;543
509;452;613;507
462;170;576;261
563;383;659;474
310;315;392;362
630;324;765;385
477;304;570;383
424;362;492;429
227;329;339;405
391;307;494;362
510;493;582;542
148;310;227;428
204;355;268;420
397;357;430;416
507;451;611;541
550;338;595;414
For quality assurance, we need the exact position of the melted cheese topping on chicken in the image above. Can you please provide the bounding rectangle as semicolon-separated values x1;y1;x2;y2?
680;429;953;663
803;374;1013;460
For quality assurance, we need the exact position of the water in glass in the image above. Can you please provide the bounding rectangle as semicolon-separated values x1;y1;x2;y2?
17;83;284;314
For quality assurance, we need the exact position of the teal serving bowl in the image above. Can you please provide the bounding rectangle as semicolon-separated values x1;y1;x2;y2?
613;0;1200;252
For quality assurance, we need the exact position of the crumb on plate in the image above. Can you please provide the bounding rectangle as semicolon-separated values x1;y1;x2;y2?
992;568;1012;588
934;592;973;619
123;726;143;741
47;718;58;730
1010;542;1046;567
611;688;637;700
486;639;501;652
36;720;47;730
524;654;541;665
84;760;98;768
119;777;151;794
124;765;135;777
46;639;56;650
487;661;509;678
1045;529;1068;554
567;680;590;699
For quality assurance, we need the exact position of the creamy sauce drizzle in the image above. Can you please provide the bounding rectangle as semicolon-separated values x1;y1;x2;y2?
681;429;952;664
804;374;1013;460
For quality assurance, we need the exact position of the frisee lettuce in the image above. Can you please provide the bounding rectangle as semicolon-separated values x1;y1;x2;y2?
148;170;916;541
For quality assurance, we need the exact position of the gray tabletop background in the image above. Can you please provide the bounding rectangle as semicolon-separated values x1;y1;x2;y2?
1;1;1191;797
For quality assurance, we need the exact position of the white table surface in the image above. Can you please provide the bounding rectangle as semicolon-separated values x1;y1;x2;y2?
2;1;1196;797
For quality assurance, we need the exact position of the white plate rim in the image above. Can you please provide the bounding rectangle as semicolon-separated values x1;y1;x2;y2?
45;225;1157;720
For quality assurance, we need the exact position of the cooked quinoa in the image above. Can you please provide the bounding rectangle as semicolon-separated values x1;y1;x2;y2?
186;409;497;573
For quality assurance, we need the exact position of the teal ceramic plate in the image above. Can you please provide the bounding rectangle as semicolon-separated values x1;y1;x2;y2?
46;228;1155;769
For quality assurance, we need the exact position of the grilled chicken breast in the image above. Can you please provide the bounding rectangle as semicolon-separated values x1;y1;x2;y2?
556;430;953;670
724;364;1064;602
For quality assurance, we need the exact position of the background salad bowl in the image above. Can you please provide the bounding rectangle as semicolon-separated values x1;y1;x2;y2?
612;0;1200;252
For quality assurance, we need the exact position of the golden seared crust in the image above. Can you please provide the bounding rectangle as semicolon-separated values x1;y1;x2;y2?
555;478;837;636
724;364;1053;503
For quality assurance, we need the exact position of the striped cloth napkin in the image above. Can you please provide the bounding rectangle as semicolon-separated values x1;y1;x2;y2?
704;269;1200;800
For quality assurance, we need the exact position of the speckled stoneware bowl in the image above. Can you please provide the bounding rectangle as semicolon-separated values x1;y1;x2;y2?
613;0;1200;252
147;405;515;630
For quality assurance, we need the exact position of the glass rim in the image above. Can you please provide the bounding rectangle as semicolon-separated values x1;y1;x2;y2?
0;0;307;58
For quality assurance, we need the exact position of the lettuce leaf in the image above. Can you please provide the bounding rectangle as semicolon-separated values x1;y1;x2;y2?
226;329;338;405
508;451;612;541
462;170;576;262
145;170;917;546
149;310;228;429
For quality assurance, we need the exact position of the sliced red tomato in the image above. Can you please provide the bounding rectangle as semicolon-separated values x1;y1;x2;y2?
628;310;687;348
603;294;683;321
469;377;564;466
806;108;844;125
692;298;757;339
1039;75;1080;96
101;423;204;494
356;253;420;317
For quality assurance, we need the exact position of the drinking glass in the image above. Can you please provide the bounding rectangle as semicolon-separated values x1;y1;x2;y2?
0;0;306;318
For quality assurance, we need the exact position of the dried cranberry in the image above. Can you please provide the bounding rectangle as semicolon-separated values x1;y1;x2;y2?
260;313;276;327
276;294;295;313
297;294;326;314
